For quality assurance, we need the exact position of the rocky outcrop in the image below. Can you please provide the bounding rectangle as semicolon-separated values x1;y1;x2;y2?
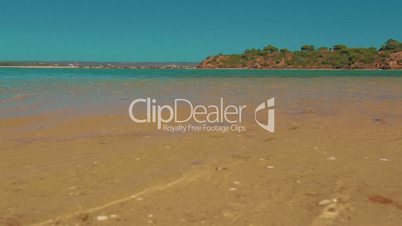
381;51;402;69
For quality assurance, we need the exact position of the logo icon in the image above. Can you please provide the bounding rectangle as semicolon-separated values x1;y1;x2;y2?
254;98;275;132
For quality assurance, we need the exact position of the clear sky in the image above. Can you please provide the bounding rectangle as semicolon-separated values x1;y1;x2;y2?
1;0;401;62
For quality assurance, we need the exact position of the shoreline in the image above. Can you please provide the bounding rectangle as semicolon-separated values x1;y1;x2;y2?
1;66;401;71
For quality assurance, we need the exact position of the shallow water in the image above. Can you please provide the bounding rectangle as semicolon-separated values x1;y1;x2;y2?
1;68;402;226
0;68;401;119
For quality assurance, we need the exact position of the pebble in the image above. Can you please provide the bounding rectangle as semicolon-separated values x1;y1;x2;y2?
135;197;144;201
229;187;237;191
96;215;109;221
266;165;274;169
327;156;337;161
233;181;240;185
318;199;332;206
380;158;390;162
320;203;340;219
110;214;119;219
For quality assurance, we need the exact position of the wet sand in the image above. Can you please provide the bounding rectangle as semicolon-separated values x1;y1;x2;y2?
1;76;402;226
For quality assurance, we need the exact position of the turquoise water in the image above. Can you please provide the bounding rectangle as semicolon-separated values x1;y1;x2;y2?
1;68;402;118
1;68;402;79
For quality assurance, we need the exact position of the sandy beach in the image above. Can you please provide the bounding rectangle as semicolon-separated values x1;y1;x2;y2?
1;70;402;226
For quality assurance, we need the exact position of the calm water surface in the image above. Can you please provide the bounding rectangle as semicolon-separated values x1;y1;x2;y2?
1;68;401;118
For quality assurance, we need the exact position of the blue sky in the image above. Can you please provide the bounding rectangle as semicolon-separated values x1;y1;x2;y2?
0;0;401;62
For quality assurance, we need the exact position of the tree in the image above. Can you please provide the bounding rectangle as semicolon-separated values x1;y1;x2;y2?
333;44;348;51
301;45;315;52
263;44;278;53
379;39;402;52
243;48;261;56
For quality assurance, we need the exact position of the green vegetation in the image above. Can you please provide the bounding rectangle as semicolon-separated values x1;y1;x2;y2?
380;39;402;52
200;39;402;69
263;45;279;53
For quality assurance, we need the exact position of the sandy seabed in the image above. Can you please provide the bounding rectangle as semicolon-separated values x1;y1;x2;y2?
1;77;402;226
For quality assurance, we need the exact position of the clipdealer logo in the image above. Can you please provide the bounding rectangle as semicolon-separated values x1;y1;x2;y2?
128;97;275;133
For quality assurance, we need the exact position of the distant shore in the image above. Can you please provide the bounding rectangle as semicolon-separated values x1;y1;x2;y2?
0;64;196;69
0;65;80;69
199;39;402;70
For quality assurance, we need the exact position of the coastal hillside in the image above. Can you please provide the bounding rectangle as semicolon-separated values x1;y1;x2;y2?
199;39;402;69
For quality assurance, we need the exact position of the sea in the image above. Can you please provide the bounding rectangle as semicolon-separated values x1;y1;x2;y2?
1;68;402;119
